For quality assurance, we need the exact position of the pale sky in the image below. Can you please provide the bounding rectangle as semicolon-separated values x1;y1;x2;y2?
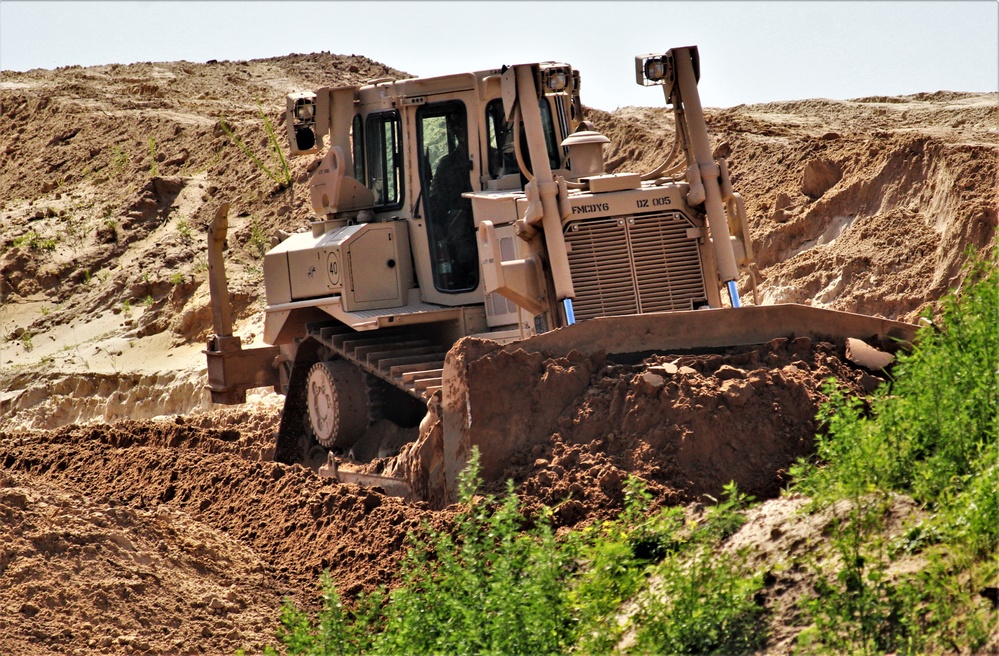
1;1;996;111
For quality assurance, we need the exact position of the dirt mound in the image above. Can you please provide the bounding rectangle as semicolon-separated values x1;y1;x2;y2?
0;416;443;654
0;469;278;655
0;333;884;653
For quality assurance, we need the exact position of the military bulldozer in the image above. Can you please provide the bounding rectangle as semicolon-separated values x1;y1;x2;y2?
204;46;917;504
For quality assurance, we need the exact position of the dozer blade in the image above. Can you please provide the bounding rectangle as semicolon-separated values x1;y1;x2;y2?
503;303;916;357
432;304;918;505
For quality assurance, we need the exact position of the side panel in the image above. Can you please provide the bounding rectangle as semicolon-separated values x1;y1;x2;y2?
343;222;414;310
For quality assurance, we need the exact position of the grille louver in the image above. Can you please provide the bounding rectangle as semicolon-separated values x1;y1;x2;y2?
564;211;707;321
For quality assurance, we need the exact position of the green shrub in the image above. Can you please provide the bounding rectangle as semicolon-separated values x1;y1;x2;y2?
791;242;999;653
261;450;574;656
794;244;998;546
219;102;293;190
565;478;684;653
374;452;572;655
633;543;767;655
254;465;766;655
110;145;129;175
148;137;158;177
800;494;912;655
176;218;192;242
249;220;270;258
261;572;383;656
12;231;57;251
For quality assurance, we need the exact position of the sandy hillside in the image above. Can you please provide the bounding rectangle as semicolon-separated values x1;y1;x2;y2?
0;52;996;654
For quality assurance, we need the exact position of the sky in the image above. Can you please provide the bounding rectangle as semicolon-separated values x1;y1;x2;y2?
1;1;996;111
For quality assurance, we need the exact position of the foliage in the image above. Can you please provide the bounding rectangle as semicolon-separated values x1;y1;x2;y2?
176;218;192;242
253;469;765;656
791;242;999;653
249;220;269;258
148;137;158;177
12;231;57;251
219;102;293;190
109;145;129;176
259;572;384;656
633;543;767;655
562;477;680;653
794;245;998;517
374;450;573;655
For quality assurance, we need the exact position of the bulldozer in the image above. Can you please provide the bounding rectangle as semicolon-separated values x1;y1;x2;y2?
204;46;917;505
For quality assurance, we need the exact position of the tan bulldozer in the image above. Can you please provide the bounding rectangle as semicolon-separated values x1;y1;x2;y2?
204;46;917;505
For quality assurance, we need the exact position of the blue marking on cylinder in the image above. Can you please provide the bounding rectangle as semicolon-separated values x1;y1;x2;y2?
563;298;576;325
727;280;742;308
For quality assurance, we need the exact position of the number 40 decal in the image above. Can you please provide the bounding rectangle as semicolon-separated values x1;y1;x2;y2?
326;251;341;286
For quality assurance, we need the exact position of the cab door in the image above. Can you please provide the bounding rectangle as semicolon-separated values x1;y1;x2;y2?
416;100;479;294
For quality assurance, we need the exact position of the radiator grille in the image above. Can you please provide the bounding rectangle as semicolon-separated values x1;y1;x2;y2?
564;211;706;321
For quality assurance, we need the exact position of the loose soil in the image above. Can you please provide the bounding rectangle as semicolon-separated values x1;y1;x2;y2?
1;52;996;654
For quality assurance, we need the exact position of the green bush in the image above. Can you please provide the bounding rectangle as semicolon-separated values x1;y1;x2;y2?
261;573;383;656
791;242;999;653
633;543;767;655
565;478;685;653
254;463;765;656
262;450;573;656
219;102;293;190
12;231;57;251
374;454;572;655
795;244;998;545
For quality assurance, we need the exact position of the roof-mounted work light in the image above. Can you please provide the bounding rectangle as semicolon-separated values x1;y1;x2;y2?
635;48;699;87
635;53;672;86
286;91;319;155
541;64;572;93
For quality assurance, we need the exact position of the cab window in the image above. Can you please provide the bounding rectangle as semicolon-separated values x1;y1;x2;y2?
417;100;478;293
485;97;561;179
365;111;402;208
351;114;365;184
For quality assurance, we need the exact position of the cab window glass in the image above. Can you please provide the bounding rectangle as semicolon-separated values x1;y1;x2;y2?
485;97;560;179
538;97;561;170
351;114;365;184
486;99;518;178
417;101;478;293
365;111;402;208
